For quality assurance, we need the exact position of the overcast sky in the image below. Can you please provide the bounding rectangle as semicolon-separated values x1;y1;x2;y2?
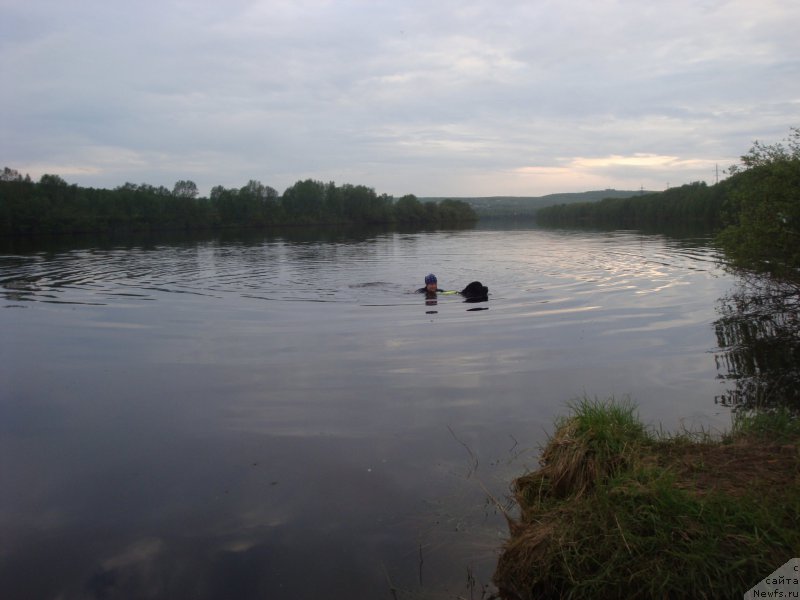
2;0;798;198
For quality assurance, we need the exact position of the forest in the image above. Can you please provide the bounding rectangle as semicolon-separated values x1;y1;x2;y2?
0;172;477;236
536;128;800;280
422;189;646;220
535;181;726;230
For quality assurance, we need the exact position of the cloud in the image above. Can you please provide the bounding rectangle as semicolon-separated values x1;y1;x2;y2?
570;154;713;170
1;0;799;196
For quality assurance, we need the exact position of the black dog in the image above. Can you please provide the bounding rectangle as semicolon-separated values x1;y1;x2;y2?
461;281;489;302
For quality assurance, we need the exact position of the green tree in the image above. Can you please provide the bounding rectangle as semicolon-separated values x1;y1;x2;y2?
210;185;240;225
394;194;425;223
172;180;199;199
718;128;800;279
39;173;68;187
281;179;326;222
239;179;280;225
340;184;387;223
1;167;24;182
438;198;478;222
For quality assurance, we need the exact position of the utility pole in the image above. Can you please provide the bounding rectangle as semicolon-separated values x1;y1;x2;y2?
715;164;719;185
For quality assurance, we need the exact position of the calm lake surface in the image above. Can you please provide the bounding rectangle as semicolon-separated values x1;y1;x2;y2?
1;225;738;599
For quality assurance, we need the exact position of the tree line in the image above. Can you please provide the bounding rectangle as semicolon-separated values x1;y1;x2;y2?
0;171;477;236
534;181;727;230
536;128;800;281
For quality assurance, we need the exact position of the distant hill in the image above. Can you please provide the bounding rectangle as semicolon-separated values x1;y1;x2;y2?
420;190;651;219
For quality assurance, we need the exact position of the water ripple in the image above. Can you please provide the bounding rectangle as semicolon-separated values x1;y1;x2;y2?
0;229;727;309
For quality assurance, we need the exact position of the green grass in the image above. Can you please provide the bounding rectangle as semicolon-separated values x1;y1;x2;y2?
494;398;800;599
729;406;800;443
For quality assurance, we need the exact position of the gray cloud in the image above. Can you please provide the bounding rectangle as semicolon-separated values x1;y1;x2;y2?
2;0;799;196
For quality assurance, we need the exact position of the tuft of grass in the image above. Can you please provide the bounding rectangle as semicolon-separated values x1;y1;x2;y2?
517;397;649;506
494;398;800;599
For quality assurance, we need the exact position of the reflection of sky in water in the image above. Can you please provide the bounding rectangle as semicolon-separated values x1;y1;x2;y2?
0;227;736;598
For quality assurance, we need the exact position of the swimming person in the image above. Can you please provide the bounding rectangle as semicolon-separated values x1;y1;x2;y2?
418;273;441;294
416;274;489;301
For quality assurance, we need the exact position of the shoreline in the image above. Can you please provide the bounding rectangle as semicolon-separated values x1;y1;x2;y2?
492;399;799;599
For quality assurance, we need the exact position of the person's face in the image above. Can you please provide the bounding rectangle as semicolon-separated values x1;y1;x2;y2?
426;282;438;293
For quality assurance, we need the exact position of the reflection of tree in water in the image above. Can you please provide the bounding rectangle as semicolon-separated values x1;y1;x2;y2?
714;274;800;411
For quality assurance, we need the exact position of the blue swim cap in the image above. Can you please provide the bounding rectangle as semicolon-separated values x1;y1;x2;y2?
424;273;437;284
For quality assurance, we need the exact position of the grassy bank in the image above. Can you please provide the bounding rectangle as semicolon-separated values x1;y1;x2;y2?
493;399;800;599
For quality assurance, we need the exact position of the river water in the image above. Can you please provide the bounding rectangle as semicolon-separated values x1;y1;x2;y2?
1;224;737;599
